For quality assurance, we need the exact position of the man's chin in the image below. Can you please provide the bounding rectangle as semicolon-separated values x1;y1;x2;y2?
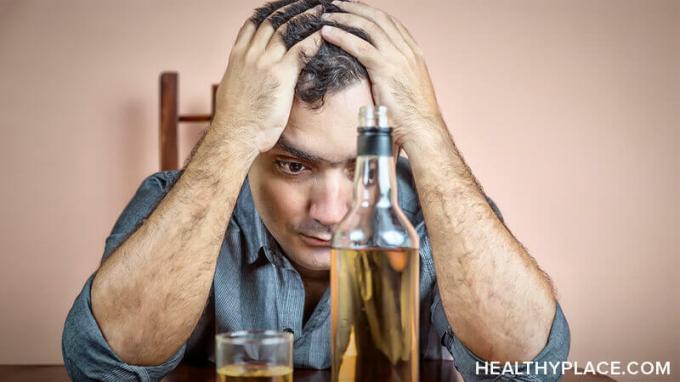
294;246;331;271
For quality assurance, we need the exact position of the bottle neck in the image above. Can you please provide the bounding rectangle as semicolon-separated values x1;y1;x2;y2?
353;155;398;208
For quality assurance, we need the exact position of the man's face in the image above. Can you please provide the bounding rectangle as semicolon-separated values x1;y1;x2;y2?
248;80;374;275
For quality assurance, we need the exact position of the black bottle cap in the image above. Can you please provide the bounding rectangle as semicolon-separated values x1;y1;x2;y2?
357;127;392;156
357;106;392;156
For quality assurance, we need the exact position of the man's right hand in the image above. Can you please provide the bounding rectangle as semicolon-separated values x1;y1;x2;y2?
213;4;324;153
87;5;324;366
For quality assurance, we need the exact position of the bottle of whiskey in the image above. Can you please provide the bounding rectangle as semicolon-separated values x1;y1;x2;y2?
331;105;420;382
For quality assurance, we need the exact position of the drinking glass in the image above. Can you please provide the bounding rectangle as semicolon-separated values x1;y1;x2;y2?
215;330;293;382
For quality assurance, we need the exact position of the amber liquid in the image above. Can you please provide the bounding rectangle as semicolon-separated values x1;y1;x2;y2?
217;363;292;382
331;248;419;382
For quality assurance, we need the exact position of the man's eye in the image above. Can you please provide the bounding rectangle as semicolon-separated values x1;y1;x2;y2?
276;160;307;175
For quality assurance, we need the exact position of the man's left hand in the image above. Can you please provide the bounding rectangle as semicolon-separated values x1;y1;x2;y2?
320;1;445;147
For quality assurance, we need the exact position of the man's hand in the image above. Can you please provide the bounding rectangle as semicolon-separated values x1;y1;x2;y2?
320;1;444;147
88;5;324;366
322;1;558;363
214;5;324;153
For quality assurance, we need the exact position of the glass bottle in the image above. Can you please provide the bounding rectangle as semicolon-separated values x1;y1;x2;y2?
331;105;420;382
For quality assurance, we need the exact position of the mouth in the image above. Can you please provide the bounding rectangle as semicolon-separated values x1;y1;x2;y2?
299;233;331;247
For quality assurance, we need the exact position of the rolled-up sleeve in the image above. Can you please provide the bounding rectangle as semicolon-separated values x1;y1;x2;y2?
62;171;186;381
422;194;571;380
431;290;571;381
62;275;187;381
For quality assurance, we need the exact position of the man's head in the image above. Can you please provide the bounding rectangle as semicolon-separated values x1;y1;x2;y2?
246;0;374;276
250;0;371;108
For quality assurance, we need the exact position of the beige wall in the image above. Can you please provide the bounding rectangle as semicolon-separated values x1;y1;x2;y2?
0;0;678;379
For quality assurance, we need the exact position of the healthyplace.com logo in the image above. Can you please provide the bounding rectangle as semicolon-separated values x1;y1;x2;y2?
476;361;671;377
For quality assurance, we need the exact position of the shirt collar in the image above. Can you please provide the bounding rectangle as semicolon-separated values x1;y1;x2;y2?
233;177;293;269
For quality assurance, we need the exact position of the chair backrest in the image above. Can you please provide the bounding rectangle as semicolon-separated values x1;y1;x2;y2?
159;72;218;170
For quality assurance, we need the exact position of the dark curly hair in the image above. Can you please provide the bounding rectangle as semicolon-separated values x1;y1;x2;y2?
250;0;372;109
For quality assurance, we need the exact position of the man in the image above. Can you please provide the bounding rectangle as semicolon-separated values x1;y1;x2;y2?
62;0;570;380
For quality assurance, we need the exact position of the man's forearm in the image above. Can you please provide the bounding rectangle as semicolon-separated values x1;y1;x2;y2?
91;123;257;365
402;120;556;363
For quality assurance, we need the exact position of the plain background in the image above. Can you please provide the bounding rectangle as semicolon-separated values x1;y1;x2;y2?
0;0;678;380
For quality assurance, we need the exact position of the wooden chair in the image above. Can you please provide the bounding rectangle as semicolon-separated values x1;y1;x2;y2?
159;72;218;170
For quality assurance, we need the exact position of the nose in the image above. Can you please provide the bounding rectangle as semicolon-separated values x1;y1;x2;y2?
309;172;351;228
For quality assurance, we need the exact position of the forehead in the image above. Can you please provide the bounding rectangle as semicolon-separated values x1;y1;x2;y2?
277;80;373;163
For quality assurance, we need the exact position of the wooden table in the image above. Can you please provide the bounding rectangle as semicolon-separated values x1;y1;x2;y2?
0;362;616;381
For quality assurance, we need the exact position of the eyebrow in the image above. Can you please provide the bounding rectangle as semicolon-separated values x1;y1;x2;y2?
274;136;354;166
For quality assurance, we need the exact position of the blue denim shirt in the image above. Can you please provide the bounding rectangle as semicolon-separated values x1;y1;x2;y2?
62;157;570;381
